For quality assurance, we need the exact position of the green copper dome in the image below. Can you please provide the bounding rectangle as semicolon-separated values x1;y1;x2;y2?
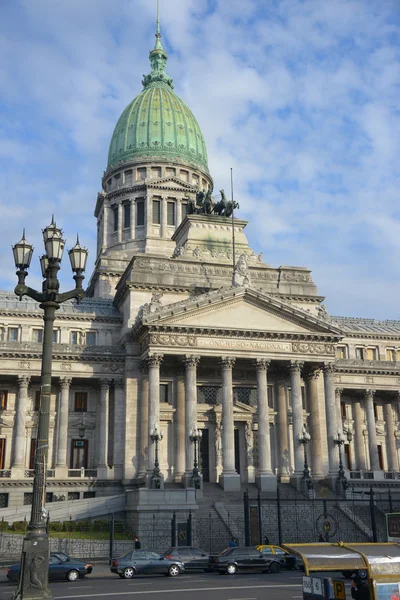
107;21;209;174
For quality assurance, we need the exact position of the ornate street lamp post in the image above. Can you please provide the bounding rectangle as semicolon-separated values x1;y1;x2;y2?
189;424;202;489
299;424;313;491
333;429;352;494
12;218;88;600
150;423;163;489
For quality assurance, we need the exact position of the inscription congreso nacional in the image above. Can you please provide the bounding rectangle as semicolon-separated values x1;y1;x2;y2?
0;8;399;517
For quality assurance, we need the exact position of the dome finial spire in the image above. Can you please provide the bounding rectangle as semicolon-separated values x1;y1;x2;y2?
154;0;163;52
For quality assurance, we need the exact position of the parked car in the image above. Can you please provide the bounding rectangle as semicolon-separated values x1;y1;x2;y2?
256;544;298;570
211;546;281;575
163;546;210;572
7;552;93;582
110;550;184;578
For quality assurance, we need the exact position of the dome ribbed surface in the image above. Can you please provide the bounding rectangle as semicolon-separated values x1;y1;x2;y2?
107;82;209;173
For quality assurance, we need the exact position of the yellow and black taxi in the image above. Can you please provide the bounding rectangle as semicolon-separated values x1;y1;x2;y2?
256;544;298;570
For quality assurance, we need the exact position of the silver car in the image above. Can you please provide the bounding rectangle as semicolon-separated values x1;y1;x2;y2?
110;550;185;579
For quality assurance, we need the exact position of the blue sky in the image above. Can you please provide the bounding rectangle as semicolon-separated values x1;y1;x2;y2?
0;0;399;318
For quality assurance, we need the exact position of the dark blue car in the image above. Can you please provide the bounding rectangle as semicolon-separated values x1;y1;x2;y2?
7;552;93;582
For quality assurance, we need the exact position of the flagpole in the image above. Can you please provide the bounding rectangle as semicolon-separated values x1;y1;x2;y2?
231;168;236;272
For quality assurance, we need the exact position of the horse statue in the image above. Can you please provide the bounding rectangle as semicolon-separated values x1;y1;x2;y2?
223;199;240;217
195;189;214;214
213;189;227;215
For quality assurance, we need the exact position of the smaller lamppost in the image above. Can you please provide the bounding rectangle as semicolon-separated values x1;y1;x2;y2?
299;424;313;490
150;423;163;489
333;429;351;493
189;424;202;489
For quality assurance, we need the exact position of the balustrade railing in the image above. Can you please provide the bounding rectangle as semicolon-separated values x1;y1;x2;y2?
384;471;400;480
68;468;97;478
349;471;375;480
0;470;11;478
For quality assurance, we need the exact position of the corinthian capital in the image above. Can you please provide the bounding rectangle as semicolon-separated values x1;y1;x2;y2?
183;355;200;369
147;354;163;368
17;375;31;388
220;357;236;370
323;362;336;375
364;389;376;401
303;367;321;381
60;377;72;390
254;358;271;371
289;360;304;374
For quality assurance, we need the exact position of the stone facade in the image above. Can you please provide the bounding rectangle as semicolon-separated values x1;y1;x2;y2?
1;18;399;511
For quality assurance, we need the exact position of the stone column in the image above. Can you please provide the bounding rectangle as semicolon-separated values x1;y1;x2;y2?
130;199;136;240
183;355;200;486
353;399;367;470
290;361;305;475
102;204;109;250
98;379;111;476
304;368;324;477
336;388;344;435
12;375;30;474
365;389;380;470
118;203;123;243
384;401;398;471
255;359;274;490
161;196;168;238
113;379;125;479
174;373;186;482
138;362;149;479
275;378;290;480
176;198;182;227
55;377;72;476
323;363;339;473
147;354;163;476
219;357;240;491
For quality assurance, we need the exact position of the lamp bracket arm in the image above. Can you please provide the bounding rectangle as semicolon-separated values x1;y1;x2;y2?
14;285;44;303
57;288;86;304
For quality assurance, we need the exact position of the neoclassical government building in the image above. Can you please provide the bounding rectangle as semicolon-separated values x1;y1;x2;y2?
0;18;399;509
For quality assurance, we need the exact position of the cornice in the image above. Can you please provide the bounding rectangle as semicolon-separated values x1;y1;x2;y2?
0;310;122;324
0;343;125;363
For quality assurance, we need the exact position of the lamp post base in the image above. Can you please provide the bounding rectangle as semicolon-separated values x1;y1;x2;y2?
13;535;53;600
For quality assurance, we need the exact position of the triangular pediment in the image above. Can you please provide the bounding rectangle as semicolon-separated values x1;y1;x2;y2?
147;176;197;191
142;286;343;337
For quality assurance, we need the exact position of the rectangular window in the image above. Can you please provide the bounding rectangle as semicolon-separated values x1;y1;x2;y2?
124;170;132;185
152;200;161;225
192;174;199;186
70;331;79;345
160;384;169;403
136;200;145;226
107;178;112;190
0;493;8;508
366;347;377;360
85;332;96;346
151;167;161;178
8;328;18;342
167;201;176;226
355;347;364;360
114;173;121;186
112;205;118;232
181;203;188;220
52;329;59;344
137;167;146;181
83;491;96;499
336;346;346;359
166;167;176;177
34;390;40;411
123;203;131;229
32;329;43;343
0;439;5;469
197;386;220;405
69;439;88;469
0;391;7;410
386;349;395;361
180;169;189;182
74;392;87;412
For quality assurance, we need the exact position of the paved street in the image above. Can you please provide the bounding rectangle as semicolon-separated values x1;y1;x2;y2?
0;568;353;600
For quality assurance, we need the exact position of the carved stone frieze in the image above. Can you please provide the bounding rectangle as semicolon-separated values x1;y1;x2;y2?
292;342;335;355
150;333;197;347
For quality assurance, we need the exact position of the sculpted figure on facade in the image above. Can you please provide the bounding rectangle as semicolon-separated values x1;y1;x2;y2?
245;421;253;466
215;419;223;466
232;253;251;288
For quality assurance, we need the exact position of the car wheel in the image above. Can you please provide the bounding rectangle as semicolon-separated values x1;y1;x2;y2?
227;563;237;575
358;570;367;580
168;564;180;577
123;567;135;579
67;570;80;582
270;562;281;574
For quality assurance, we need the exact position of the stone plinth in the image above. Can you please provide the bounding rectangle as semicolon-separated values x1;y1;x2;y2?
125;488;198;525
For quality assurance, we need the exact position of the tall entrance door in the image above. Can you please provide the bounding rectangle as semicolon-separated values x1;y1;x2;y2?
70;440;88;469
0;439;5;470
234;429;241;474
199;429;210;482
